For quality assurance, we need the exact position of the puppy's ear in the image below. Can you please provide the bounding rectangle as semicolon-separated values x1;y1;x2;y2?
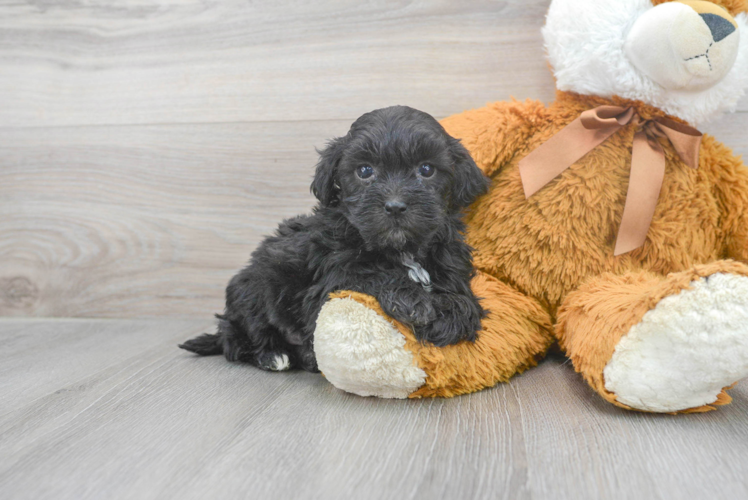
449;138;490;211
311;135;348;207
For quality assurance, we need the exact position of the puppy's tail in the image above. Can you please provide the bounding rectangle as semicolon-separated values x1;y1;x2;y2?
179;333;223;356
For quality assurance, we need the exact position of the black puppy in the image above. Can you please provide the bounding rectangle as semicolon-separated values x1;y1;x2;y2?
180;106;489;372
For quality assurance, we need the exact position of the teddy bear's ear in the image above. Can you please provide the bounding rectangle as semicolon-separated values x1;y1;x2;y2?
652;0;748;17
311;135;348;207
448;138;490;211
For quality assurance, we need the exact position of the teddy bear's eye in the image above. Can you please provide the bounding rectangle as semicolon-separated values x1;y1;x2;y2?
418;164;435;178
356;165;374;179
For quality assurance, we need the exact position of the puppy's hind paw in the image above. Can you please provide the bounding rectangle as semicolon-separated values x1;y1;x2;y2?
257;353;292;371
271;354;291;371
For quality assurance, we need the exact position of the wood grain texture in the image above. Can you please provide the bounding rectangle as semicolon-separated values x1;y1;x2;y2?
2;113;747;318
0;120;347;317
3;3;748;498
1;319;747;500
0;0;558;128
1;0;747;318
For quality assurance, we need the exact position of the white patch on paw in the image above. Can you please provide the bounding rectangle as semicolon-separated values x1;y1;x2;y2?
604;273;748;412
271;354;290;371
314;297;427;398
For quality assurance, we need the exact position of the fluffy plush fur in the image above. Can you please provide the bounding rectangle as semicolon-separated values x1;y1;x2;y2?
180;106;489;371
314;295;428;398
422;90;748;412
544;0;748;125
318;272;555;398
603;273;748;412
312;0;748;412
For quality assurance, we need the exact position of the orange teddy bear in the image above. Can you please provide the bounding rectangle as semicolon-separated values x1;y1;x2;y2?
313;0;748;413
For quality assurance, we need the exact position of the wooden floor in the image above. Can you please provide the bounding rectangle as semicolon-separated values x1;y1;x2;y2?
1;0;746;319
1;318;748;500
3;1;748;498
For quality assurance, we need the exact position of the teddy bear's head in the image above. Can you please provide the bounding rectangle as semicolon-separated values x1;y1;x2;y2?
543;0;748;125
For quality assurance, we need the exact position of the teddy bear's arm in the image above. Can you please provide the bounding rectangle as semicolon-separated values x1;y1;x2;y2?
705;135;748;263
440;99;546;177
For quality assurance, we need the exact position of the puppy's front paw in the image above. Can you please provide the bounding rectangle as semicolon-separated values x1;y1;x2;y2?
413;322;456;347
379;288;435;326
408;299;437;326
414;308;479;347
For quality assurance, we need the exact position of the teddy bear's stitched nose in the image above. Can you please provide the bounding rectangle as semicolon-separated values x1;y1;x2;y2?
700;13;736;42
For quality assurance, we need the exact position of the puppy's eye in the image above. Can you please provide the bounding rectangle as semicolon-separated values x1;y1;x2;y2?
418;164;435;178
356;165;374;179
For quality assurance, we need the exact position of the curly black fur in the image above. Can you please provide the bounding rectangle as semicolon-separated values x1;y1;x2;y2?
180;106;490;372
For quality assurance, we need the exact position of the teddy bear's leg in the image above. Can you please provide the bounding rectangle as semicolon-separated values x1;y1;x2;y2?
556;261;748;413
313;271;554;398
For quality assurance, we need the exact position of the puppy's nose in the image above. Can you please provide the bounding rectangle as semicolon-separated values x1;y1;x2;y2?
384;200;407;216
700;13;735;43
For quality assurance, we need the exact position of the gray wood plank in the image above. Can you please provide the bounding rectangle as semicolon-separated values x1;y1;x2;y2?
514;360;748;500
2;114;747;318
0;318;211;411
0;120;344;318
701;110;748;151
3;0;744;130
2;0;744;129
2;0;747;319
1;319;747;500
0;0;559;128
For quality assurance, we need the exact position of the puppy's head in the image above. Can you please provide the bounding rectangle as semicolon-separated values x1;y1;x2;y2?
311;106;489;252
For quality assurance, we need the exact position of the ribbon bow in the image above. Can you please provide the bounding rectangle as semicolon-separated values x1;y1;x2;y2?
518;105;702;256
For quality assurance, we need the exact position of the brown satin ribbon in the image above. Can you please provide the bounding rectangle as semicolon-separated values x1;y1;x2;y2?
518;105;702;256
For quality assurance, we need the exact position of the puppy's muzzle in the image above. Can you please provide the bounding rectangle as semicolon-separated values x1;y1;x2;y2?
384;199;407;216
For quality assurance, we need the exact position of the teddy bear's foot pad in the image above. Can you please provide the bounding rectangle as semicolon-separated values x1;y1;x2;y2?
603;273;748;412
314;297;427;398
